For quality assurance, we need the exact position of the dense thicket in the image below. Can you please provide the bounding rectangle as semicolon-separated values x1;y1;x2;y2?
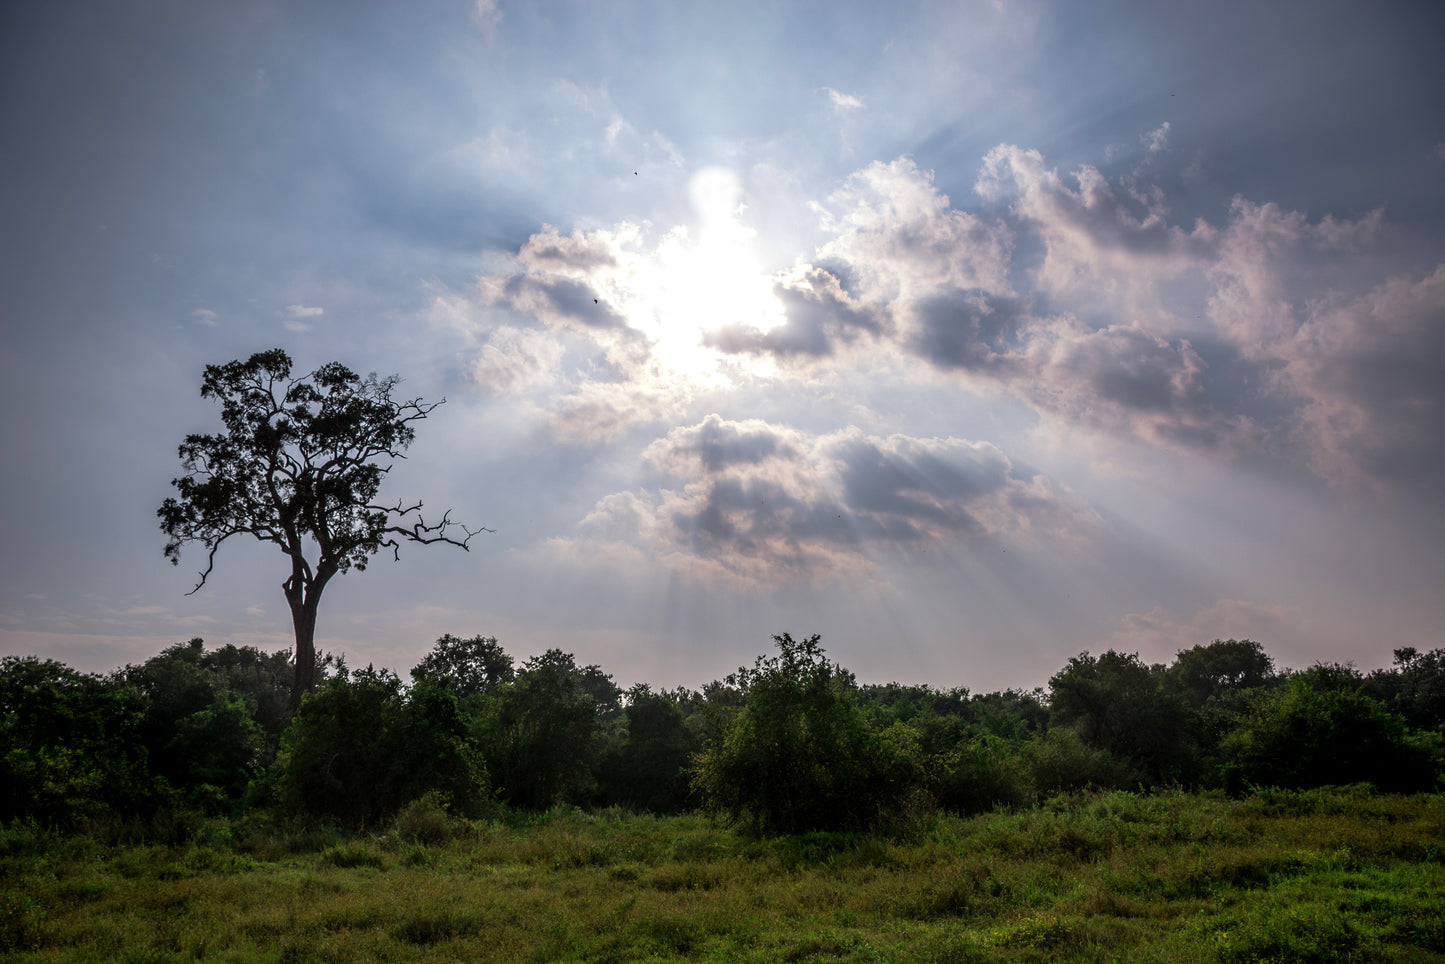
2;635;1440;834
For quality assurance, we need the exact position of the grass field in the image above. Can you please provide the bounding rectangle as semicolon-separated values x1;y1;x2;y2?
3;787;1442;962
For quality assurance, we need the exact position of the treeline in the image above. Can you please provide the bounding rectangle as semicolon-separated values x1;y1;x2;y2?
3;633;1442;835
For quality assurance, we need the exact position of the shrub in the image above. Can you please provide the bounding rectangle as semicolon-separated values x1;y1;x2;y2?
276;667;487;827
390;791;453;845
1024;727;1138;796
931;731;1034;814
691;634;922;835
1218;669;1442;792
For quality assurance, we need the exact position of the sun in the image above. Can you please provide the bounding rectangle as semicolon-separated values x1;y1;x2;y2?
623;168;786;381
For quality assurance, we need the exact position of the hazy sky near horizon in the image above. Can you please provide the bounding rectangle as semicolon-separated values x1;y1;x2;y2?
2;0;1443;692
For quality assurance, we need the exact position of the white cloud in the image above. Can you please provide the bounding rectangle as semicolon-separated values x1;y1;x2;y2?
820;157;1013;301
1141;121;1171;153
280;304;324;334
193;308;219;327
548;380;690;443
468;325;565;395
472;0;501;33
821;86;865;112
975;144;1214;294
1279;264;1445;488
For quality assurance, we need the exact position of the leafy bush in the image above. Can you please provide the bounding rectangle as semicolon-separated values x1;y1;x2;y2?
1219;667;1442;792
390;791;453;845
0;656;161;825
476;650;612;810
691;634;922;835
1048;650;1192;783
596;686;700;813
276;667;487;827
1024;727;1139;796
930;731;1034;814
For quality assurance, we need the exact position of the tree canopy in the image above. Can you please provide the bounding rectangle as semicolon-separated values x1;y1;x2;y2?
159;349;482;702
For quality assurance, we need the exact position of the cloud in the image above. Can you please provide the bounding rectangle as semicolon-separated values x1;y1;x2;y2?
280;303;324;334
704;265;890;359
468;325;565;395
819;157;1013;301
548;380;690;444
193;308;219;327
472;0;501;34
821;87;865;112
573;415;1098;584
1279;264;1445;488
1112;599;1302;662
471;145;1441;490
1141;121;1171;154
1012;318;1259;453
975;144;1215;292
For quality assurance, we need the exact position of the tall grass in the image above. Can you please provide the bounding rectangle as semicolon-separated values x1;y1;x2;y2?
3;788;1441;962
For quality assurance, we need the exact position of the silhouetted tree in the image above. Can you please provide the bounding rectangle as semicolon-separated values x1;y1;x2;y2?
411;634;515;703
159;349;483;704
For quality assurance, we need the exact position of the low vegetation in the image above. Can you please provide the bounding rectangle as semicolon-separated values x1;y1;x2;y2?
3;787;1442;962
3;633;1443;959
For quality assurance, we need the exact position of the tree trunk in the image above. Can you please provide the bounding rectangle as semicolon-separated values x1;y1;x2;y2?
286;588;320;708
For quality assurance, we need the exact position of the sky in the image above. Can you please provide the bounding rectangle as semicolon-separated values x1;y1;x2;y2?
2;0;1443;694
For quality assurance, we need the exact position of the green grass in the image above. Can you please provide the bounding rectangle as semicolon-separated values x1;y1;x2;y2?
2;788;1442;962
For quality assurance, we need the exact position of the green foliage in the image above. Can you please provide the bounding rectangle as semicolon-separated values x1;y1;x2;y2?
1364;646;1445;733
476;649;612;809
124;638;269;811
0;656;160;825
930;731;1034;814
158;349;478;701
410;632;514;702
596;685;701;813
692;634;922;835
276;667;487;827
5;790;1443;962
1049;649;1193;783
1165;638;1276;707
1219;666;1442;792
1023;726;1139;796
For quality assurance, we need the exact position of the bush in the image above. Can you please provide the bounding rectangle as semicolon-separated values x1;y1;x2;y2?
596;686;700;813
1024;728;1139;796
0;656;161;825
475;650;609;810
276;667;487;827
1219;668;1442;793
1048;650;1192;784
390;791;453;845
691;634;922;835
931;732;1034;814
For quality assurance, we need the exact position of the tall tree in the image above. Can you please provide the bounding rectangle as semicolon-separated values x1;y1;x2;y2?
159;349;482;704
